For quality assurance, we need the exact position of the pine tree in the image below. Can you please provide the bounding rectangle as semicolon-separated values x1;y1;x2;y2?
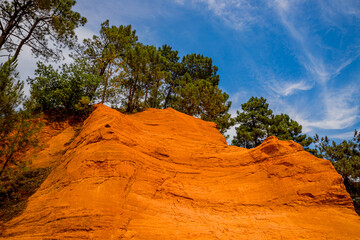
122;44;149;112
198;81;233;135
0;0;86;61
232;97;273;148
145;45;168;109
169;53;233;133
158;45;184;109
0;60;41;175
312;131;360;183
79;20;138;104
181;53;219;85
173;73;201;116
270;113;313;149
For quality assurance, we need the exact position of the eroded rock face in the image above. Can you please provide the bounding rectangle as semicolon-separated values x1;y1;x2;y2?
1;104;359;239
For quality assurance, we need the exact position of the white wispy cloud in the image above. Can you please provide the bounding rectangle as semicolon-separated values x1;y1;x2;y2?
179;0;262;30
273;0;289;11
317;0;360;20
188;0;359;121
267;0;360;133
289;85;359;132
328;131;356;140
181;0;359;84
273;1;328;84
174;0;185;5
318;87;358;129
272;0;360;85
269;80;313;96
228;89;249;108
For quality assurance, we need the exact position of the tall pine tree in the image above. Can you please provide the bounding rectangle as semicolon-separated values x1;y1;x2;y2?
232;97;272;148
232;97;312;148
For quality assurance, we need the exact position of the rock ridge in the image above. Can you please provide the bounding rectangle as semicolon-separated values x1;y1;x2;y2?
1;104;359;239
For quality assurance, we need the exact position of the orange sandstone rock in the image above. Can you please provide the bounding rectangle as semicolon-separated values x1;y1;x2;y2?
1;104;359;239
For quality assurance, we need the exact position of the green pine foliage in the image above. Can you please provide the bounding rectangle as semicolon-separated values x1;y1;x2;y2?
121;43;149;112
181;53;220;86
197;81;233;135
0;60;23;133
0;0;86;61
145;45;169;109
55;22;234;133
311;131;360;185
232;97;273;148
79;20;138;104
0;60;42;175
232;97;312;148
270;113;313;150
159;45;183;109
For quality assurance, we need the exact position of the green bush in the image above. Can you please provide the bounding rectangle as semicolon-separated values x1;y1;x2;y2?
28;60;101;114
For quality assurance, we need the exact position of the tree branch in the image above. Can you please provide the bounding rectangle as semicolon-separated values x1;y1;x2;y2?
0;0;33;49
11;17;40;61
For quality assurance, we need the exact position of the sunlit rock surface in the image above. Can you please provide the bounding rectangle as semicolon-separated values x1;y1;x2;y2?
1;104;359;239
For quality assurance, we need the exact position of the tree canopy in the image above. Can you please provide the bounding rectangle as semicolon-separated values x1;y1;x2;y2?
0;0;86;61
28;60;101;114
33;21;234;133
0;60;41;175
312;132;360;183
232;97;312;148
232;97;273;148
78;20;138;104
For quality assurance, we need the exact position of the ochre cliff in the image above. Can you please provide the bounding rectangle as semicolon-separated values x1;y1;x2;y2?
1;104;359;239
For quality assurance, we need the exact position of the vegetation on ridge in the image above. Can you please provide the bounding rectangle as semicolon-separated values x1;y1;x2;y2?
231;97;359;214
311;132;360;215
232;97;312;149
28;20;234;134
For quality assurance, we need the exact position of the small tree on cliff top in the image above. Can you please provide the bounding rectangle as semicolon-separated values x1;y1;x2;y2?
232;97;312;149
232;97;273;148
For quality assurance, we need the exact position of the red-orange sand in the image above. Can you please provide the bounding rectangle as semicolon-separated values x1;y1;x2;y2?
1;104;359;239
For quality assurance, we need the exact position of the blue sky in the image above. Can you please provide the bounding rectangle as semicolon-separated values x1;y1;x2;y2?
18;0;360;141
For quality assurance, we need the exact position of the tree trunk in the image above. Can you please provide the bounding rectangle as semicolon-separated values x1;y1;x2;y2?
164;86;173;109
101;77;108;104
0;150;16;176
144;79;150;107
